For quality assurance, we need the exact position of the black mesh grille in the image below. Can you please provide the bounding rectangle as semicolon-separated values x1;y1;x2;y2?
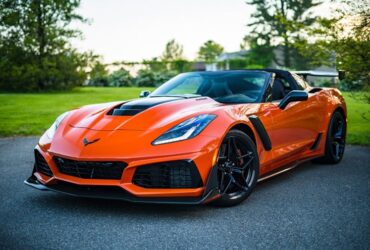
35;150;53;177
54;157;127;180
133;161;202;188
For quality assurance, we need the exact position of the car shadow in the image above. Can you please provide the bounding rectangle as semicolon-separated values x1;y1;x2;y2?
28;161;327;217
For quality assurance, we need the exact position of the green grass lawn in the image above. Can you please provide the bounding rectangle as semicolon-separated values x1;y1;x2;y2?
0;88;369;145
0;87;154;136
343;92;370;145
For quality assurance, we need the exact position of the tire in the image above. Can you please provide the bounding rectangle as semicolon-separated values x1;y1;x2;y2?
314;111;346;164
210;130;259;207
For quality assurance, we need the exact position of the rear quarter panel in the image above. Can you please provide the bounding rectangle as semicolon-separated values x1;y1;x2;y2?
312;88;347;155
318;88;347;128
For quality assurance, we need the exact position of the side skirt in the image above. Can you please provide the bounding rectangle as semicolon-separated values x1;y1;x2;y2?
258;164;298;182
257;156;319;182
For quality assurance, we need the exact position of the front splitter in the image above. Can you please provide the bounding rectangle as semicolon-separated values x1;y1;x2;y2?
24;175;220;205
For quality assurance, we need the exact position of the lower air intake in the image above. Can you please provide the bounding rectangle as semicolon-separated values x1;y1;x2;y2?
35;150;53;177
54;157;127;180
133;160;203;188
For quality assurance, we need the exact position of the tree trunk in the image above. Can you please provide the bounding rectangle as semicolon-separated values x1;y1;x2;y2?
280;0;290;68
36;0;46;90
283;37;290;68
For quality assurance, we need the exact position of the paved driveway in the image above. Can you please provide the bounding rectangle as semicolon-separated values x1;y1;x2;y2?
0;137;369;249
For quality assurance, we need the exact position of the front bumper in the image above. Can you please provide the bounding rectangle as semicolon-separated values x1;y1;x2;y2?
25;144;221;204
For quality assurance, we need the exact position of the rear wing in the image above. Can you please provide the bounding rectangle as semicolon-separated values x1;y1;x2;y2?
293;70;345;80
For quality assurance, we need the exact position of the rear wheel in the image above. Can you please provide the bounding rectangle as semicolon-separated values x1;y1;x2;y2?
211;130;259;207
314;111;346;164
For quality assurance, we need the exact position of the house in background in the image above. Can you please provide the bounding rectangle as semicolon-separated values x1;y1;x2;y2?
191;61;207;71
205;48;338;87
205;46;336;72
206;50;250;71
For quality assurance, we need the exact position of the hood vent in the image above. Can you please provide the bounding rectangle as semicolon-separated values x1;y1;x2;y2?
110;97;181;116
112;106;148;116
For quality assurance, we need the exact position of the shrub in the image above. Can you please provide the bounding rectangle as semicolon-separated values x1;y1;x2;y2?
108;68;133;87
135;69;177;87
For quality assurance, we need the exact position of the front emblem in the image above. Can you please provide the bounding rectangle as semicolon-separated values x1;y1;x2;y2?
83;137;100;146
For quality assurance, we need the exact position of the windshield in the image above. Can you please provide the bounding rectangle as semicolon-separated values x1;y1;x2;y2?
150;71;269;103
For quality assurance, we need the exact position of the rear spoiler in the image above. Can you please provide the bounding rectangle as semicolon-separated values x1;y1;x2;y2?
293;70;345;80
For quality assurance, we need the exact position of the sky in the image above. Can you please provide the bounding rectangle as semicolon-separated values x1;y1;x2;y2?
71;0;253;63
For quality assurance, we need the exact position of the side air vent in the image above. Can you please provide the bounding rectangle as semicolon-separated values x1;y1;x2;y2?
310;133;323;150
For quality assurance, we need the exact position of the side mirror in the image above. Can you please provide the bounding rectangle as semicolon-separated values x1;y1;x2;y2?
278;90;308;110
139;90;151;98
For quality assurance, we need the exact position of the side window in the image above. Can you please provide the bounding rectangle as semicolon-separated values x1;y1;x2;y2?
280;78;292;91
271;77;293;101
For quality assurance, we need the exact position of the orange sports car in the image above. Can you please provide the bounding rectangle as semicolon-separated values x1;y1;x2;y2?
25;69;347;206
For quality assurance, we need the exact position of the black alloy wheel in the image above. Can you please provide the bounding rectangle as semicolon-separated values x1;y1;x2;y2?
315;111;346;164
211;130;259;206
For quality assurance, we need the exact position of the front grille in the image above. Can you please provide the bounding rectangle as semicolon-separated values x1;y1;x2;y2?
54;157;127;180
35;150;53;177
133;160;203;188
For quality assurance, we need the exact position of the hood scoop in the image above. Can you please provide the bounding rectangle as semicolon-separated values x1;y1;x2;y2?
111;97;181;116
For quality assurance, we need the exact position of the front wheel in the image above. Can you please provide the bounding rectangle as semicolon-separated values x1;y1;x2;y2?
211;130;259;207
314;110;346;164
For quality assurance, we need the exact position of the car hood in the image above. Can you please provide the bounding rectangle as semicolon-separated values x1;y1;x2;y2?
66;96;226;131
64;96;266;132
47;97;265;158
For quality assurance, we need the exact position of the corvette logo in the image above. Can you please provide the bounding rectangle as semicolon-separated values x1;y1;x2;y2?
83;137;100;146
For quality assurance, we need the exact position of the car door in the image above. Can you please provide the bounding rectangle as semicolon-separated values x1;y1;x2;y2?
267;73;323;164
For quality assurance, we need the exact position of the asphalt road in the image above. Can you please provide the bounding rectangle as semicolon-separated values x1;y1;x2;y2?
0;137;369;250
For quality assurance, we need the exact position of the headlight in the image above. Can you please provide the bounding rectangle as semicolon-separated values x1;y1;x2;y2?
46;111;70;139
152;114;216;145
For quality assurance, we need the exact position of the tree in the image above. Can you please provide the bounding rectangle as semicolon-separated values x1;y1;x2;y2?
197;40;224;64
161;39;184;61
246;0;323;68
108;68;133;87
144;57;166;72
169;59;192;73
88;61;109;86
295;0;369;89
0;0;87;91
241;35;274;68
331;0;370;89
135;68;177;87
